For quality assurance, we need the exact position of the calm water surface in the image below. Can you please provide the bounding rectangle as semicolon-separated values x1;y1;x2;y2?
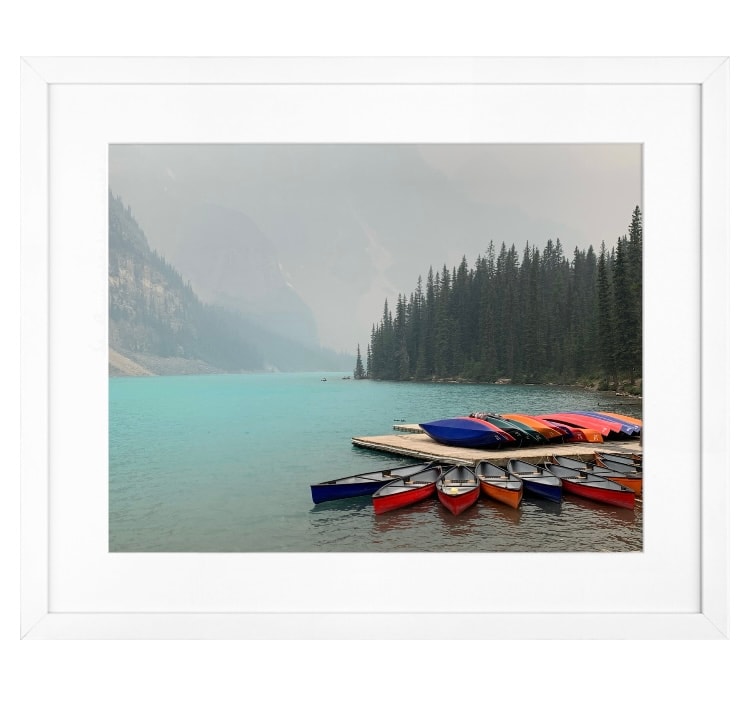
109;373;642;552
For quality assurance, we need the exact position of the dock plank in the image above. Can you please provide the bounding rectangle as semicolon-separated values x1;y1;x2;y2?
352;429;642;466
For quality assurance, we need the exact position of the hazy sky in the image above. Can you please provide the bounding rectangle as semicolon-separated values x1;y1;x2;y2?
109;144;641;354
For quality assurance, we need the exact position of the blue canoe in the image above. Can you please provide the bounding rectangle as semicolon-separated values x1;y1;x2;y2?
310;462;434;504
506;459;563;502
419;417;514;449
569;411;640;437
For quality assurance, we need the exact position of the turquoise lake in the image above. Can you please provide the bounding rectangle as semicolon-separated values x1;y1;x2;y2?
109;373;643;552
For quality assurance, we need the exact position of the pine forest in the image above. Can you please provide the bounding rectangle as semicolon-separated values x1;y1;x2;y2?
361;206;642;393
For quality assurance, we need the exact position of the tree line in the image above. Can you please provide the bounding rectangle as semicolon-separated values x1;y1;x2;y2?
358;206;642;391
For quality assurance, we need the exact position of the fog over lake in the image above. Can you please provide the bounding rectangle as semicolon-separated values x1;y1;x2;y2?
109;144;641;354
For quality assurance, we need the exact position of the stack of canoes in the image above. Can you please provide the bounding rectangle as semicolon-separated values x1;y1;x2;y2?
418;410;641;449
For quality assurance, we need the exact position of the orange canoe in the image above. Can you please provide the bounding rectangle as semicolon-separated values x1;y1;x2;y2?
475;461;523;509
501;413;565;441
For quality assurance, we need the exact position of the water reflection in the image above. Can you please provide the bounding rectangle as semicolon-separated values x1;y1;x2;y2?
305;489;642;552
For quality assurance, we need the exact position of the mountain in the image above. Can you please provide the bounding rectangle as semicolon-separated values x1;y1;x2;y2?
108;192;353;375
171;203;319;347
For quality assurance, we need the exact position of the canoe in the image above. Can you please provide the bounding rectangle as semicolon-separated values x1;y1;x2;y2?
310;461;434;504
436;465;481;515
483;414;547;445
419;417;515;449
595;411;643;428
543;462;636;509
470;413;537;446
535;412;614;438
372;465;442;514
500;414;566;442
505;458;563;502
536;418;604;443
551;454;643;496
569;411;640;437
595;452;643;469
475;460;523;509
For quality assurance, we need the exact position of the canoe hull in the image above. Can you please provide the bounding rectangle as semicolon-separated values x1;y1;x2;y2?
437;465;481;515
479;479;523;509
311;480;387;504
475;461;523;508
602;474;643;496
521;478;563;503
373;483;437;514
560;478;635;509
419;417;511;449
437;487;480;515
310;462;432;504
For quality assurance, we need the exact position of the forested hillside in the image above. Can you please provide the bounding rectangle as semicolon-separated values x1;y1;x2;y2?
364;206;642;392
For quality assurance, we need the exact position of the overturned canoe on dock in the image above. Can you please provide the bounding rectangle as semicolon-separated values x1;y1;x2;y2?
544;462;636;509
500;414;566;442
310;462;434;504
372;464;442;514
569;411;641;437
419;417;514;449
506;458;563;502
470;413;536;446
475;461;523;509
536;418;604;443
535;412;615;438
436;465;481;515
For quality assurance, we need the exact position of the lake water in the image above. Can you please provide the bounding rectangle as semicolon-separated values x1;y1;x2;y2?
109;372;642;552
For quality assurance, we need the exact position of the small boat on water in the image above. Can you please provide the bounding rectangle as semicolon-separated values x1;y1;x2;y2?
595;452;643;470
543;462;636;509
419;417;515;449
551;454;643;496
506;459;563;502
310;462;434;504
475;461;523;509
436;465;481;515
372;464;442;514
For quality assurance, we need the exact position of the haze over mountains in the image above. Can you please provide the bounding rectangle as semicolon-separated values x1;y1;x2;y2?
109;144;642;354
108;192;352;375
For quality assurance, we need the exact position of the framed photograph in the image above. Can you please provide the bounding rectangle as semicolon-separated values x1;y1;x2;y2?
20;57;728;639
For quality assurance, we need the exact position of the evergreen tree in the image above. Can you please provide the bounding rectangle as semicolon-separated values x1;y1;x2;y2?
362;207;641;390
353;344;366;379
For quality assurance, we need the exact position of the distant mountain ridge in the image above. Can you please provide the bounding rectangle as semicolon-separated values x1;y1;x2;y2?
108;191;352;375
172;203;320;347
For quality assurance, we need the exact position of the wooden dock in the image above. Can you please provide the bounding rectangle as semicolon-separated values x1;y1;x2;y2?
352;425;642;466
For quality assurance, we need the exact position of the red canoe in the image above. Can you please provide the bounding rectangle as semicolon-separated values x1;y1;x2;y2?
436;465;481;515
372;465;442;514
535;412;616;438
552;454;643;496
544;462;635;509
536;418;605;443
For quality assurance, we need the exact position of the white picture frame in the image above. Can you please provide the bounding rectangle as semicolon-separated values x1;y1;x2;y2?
20;57;728;639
